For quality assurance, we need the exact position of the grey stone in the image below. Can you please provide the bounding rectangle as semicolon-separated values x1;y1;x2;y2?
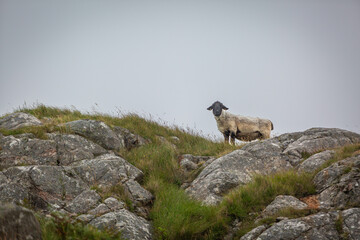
0;202;42;240
298;150;335;173
314;155;360;209
65;119;124;150
186;140;292;205
283;128;360;165
342;208;360;240
113;126;149;150
262;195;308;217
124;179;154;205
240;225;267;240
104;197;125;211
186;128;360;205
88;203;110;216
0;112;42;130
90;209;152;240
180;158;198;171
29;166;88;204
0;135;58;167
257;219;311;240
70;154;143;187
77;214;96;223
48;133;107;165
65;190;101;214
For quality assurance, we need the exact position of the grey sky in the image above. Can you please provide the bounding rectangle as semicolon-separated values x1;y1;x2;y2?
1;0;359;139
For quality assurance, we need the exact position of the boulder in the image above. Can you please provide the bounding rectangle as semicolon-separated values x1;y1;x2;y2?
65;120;125;150
0;202;42;240
124;179;154;205
65;190;101;214
298;150;335;172
186;139;292;205
242;209;360;240
48;133;107;165
114;126;149;150
90;209;152;240
283;128;360;165
70;154;143;187
261;195;308;217
342;208;360;239
180;154;216;172
314;155;360;209
0;135;58;167
2;165;88;208
88;203;111;216
186;128;360;205
103;197;125;211
0;112;42;130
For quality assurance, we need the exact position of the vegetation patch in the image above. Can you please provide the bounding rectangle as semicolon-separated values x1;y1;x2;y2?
37;212;124;240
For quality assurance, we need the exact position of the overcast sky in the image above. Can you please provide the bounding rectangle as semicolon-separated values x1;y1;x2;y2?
1;0;359;139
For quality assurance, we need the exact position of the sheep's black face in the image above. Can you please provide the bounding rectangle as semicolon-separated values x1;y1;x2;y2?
207;101;228;117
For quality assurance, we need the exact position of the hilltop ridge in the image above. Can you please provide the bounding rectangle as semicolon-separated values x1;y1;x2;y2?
0;106;360;240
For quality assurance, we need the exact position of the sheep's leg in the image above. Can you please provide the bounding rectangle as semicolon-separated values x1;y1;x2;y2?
223;131;230;144
230;134;236;145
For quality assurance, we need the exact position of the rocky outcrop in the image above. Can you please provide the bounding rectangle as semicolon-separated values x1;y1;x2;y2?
65;119;125;151
261;195;308;217
241;208;360;240
298;150;335;173
114;126;150;150
186;128;360;205
314;154;360;210
0;113;153;239
0;202;42;240
0;112;43;130
90;209;152;240
180;154;215;172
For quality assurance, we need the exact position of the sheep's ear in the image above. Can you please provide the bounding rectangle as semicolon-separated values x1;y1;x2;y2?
222;105;229;110
207;106;213;110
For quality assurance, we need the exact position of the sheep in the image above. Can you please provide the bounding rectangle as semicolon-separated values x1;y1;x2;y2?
207;101;274;144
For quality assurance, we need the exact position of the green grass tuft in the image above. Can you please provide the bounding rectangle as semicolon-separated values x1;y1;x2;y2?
37;212;124;240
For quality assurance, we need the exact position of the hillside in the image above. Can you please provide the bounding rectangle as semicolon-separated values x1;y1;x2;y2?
0;105;360;240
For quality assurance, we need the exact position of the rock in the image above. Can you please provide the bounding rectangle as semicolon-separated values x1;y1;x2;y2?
124;179;154;205
29;166;88;204
283;128;360;165
298;150;335;172
243;209;360;240
70;154;143;187
186;139;292;205
186;128;360;205
114;126;149;150
2;165;88;208
0;135;58;167
77;214;96;223
342;208;360;239
180;158;198;171
48;133;107;165
0;182;30;205
65;190;101;214
89;209;152;240
0;202;42;240
262;195;308;217
104;197;125;211
180;154;216;172
88;203;110;216
65;120;124;150
240;225;267;240
0;112;42;130
314;155;360;209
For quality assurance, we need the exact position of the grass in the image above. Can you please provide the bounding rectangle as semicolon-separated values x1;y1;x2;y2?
37;212;124;240
223;171;316;220
2;104;360;240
